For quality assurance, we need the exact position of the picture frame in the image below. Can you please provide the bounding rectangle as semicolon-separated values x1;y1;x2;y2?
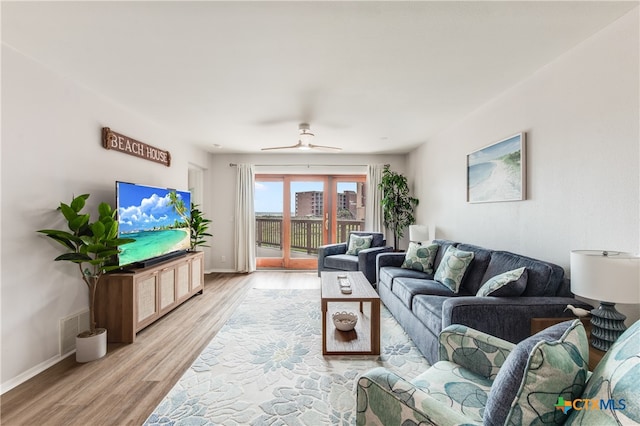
467;132;526;203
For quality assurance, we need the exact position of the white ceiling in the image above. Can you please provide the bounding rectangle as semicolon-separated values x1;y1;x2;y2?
2;1;637;155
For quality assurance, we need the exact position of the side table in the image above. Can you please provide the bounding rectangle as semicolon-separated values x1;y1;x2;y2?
530;317;604;371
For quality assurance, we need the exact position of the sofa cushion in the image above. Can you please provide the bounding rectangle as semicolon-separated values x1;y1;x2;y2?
476;267;527;297
481;251;563;297
412;295;447;335
411;360;492;424
401;242;438;273
434;246;475;293
345;234;372;255
393;278;455;309
323;254;359;271
379;266;432;291
350;231;385;247
432;240;459;270
484;319;588;426
456;243;493;295
564;320;640;425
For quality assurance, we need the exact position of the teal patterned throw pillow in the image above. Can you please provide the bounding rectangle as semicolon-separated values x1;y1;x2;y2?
401;242;438;273
476;267;527;297
484;319;589;426
564;319;640;425
345;234;373;255
433;246;474;293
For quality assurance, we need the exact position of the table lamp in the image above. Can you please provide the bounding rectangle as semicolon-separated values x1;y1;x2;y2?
409;225;429;244
570;250;640;351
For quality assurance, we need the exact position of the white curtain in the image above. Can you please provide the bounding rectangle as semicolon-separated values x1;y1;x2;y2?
234;163;256;273
365;164;385;233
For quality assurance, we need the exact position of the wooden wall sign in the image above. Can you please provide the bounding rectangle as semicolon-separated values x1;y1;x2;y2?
102;127;171;167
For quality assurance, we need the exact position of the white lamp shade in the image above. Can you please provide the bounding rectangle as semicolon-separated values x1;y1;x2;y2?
570;250;640;304
409;225;429;242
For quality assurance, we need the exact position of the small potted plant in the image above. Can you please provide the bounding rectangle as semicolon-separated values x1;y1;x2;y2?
189;203;212;251
167;192;212;251
38;194;134;362
378;165;419;250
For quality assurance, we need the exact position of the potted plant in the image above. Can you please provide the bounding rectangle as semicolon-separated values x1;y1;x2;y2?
38;194;135;362
167;192;212;251
189;203;212;251
378;165;419;250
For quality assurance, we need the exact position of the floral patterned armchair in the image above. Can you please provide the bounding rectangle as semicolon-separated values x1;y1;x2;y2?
357;319;640;426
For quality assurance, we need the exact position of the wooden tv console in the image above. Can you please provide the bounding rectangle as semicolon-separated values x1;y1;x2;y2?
95;251;204;343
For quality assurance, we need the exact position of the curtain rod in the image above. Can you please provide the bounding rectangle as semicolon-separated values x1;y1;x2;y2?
228;163;389;167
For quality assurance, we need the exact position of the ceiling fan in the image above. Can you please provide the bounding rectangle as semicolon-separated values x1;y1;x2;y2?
261;123;342;151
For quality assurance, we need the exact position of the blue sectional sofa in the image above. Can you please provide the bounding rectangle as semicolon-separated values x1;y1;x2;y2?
376;239;593;364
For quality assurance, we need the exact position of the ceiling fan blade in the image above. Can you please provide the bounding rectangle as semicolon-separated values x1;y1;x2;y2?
261;141;304;151
260;123;341;151
308;143;342;151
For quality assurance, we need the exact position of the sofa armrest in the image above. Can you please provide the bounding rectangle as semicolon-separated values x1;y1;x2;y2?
357;367;476;426
376;251;406;268
317;243;348;276
376;251;407;284
358;246;394;284
442;296;594;344
438;324;515;379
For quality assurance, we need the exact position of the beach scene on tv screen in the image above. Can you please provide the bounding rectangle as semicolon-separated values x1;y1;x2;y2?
117;183;191;266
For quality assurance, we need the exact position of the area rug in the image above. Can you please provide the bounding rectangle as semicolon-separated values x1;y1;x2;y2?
144;288;430;425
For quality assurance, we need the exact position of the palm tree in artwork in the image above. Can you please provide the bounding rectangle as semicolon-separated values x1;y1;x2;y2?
168;191;189;226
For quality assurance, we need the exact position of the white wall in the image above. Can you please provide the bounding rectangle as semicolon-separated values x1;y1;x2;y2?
408;9;640;324
0;46;208;391
205;153;407;271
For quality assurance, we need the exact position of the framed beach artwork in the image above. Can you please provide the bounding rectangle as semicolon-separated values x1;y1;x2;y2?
467;133;526;203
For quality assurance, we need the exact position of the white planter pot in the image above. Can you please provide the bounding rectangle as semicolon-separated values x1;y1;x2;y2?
76;328;107;363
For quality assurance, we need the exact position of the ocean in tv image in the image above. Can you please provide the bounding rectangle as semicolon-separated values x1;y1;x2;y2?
468;134;523;202
116;182;191;266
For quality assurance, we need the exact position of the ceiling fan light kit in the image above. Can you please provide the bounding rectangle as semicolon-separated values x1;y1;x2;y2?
261;123;342;151
298;122;313;136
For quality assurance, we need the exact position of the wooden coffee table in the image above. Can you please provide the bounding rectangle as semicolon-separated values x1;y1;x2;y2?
321;271;381;355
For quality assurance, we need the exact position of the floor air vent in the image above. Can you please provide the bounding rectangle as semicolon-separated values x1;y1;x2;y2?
59;310;90;355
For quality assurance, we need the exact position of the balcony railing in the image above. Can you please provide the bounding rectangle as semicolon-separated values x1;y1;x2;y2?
255;217;364;254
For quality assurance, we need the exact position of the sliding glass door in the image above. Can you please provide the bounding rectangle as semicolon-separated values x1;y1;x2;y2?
286;179;326;269
254;178;284;261
330;178;366;244
255;174;365;270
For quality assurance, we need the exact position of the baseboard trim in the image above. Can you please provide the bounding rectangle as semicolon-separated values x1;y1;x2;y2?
1;351;74;395
206;268;238;273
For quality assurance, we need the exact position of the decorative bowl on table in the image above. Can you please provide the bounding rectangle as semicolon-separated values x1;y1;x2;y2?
332;311;358;331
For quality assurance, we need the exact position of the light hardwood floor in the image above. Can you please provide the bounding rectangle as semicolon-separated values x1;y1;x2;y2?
1;271;320;425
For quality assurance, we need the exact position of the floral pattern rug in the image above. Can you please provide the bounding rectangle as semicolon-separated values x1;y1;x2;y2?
144;288;430;425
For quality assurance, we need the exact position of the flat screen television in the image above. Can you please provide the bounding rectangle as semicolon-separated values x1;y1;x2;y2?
116;181;191;267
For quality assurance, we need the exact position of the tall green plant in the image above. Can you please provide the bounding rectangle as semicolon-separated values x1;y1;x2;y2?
378;165;419;250
38;194;135;336
190;203;212;250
